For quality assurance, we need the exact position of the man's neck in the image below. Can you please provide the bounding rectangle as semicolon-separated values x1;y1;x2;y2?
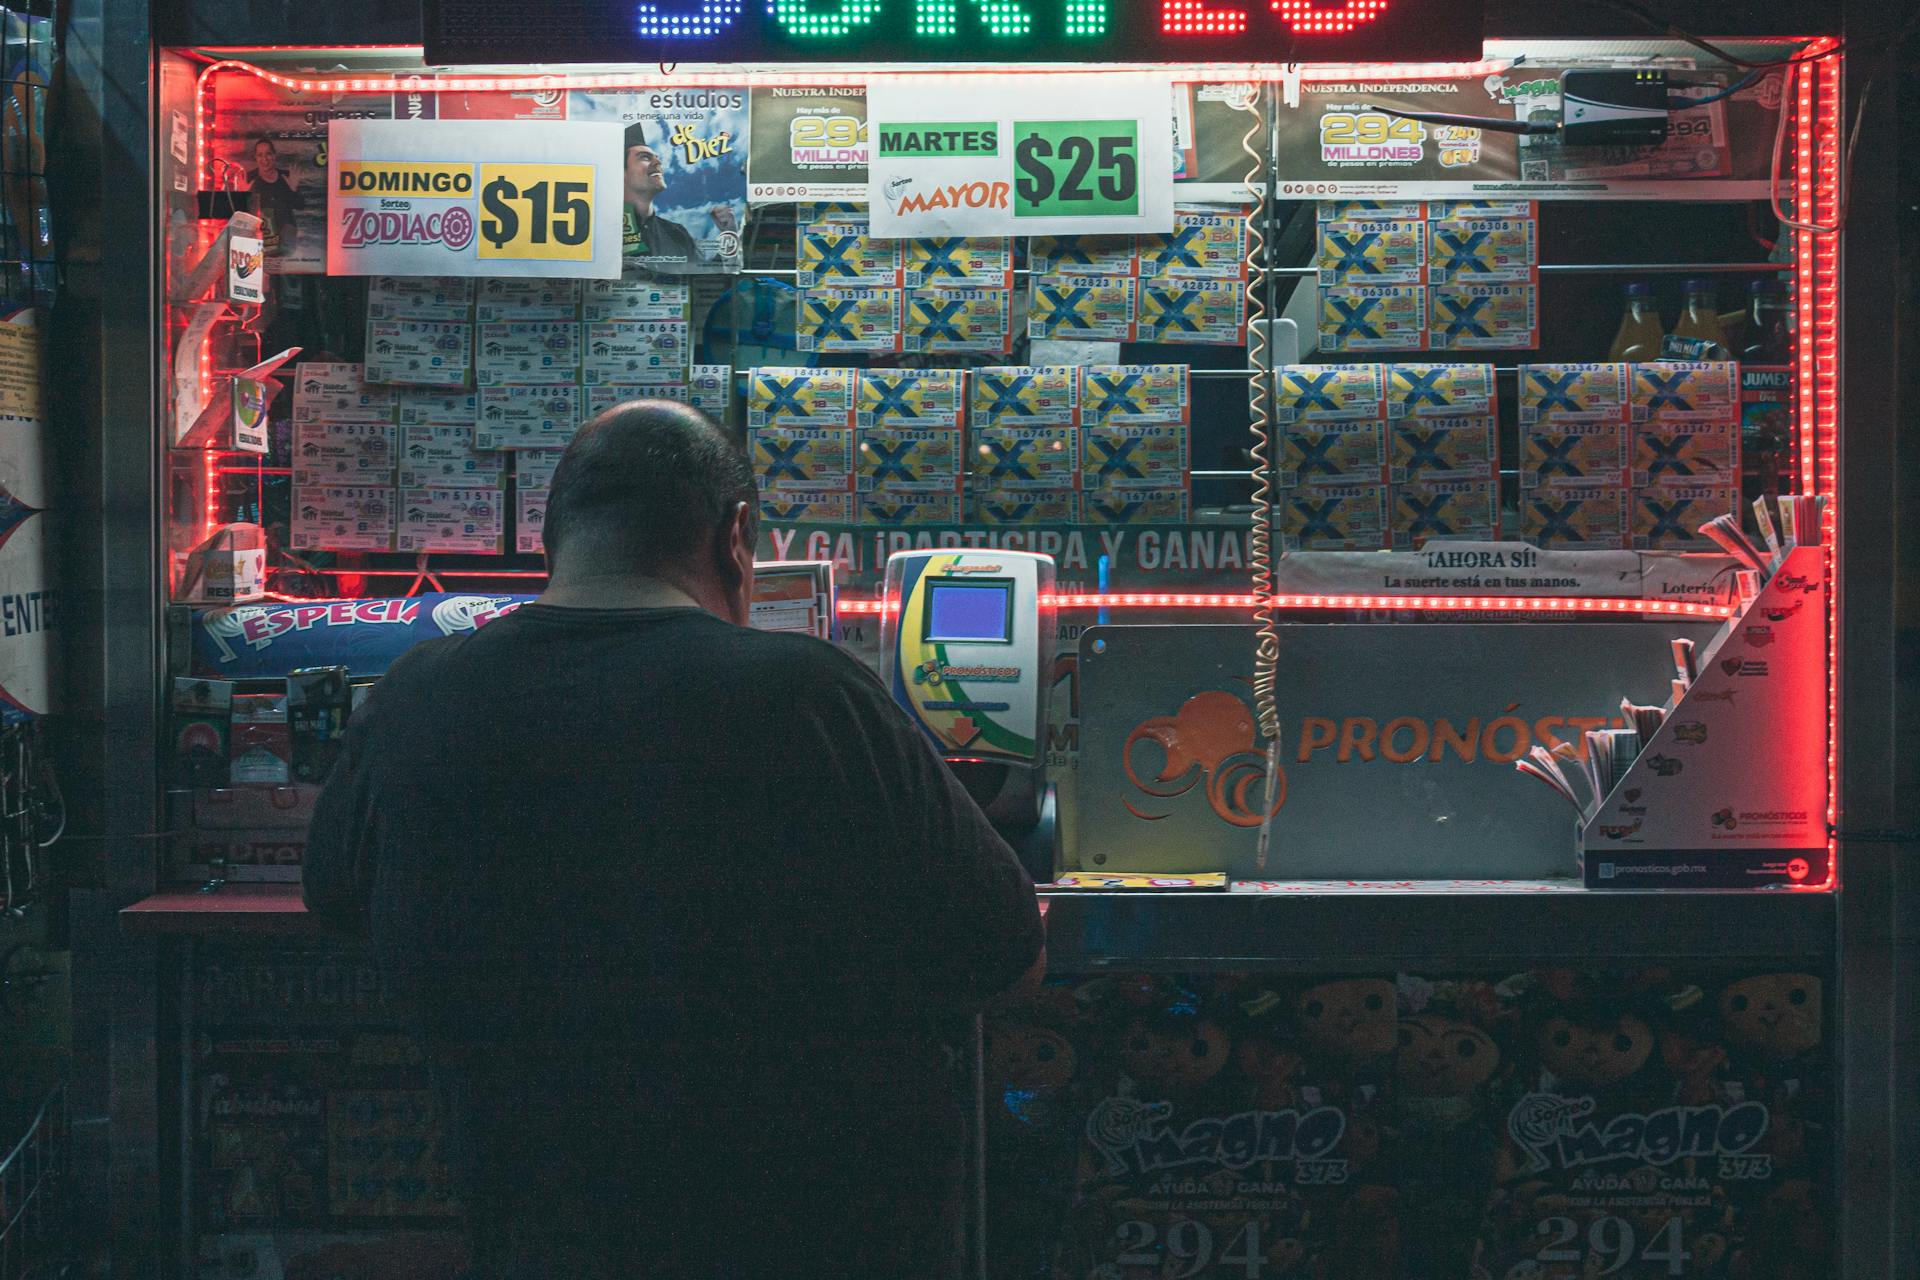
626;193;655;219
537;569;704;613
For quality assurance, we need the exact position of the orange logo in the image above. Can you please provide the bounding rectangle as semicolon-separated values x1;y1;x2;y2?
1122;690;1286;828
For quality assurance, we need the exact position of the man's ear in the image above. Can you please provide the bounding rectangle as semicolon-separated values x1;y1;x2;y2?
719;501;757;625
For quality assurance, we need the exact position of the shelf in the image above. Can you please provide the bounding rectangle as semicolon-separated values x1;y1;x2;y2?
119;883;315;937
1038;881;1834;970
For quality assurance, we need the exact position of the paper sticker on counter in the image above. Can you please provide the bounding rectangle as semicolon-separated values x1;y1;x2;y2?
397;486;505;553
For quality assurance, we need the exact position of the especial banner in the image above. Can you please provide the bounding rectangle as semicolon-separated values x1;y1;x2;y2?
1277;65;1785;199
189;595;532;679
326;120;625;278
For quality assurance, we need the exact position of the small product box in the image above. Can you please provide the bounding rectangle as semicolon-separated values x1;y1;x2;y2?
1426;217;1538;284
856;424;962;494
292;362;394;424
1391;477;1500;548
1629;361;1741;423
173;677;233;787
1136;205;1250;281
581;278;689;323
967;485;1078;526
516;487;548;554
367;276;474;322
1385;363;1497;418
968;424;1079;490
1388;414;1498;484
1632;483;1739;550
748;367;856;429
1520;418;1628;489
474;278;582;322
1135;278;1247;345
582;320;690;385
229;692;292;785
1080;484;1191;525
1030;274;1136;343
797;218;902;288
904;288;1012;354
174;523;267;604
1080;364;1191;427
760;490;856;523
292;421;395;488
1521;485;1630;549
1317;284;1426;353
1029;234;1137;275
970;366;1080;428
398;425;506;489
1081;422;1189;492
1281;483;1389;550
904;237;1012;289
751;425;855;492
1274;364;1387;422
291;485;395;551
857;369;965;429
476;322;581;386
798;287;905;353
474;386;581;450
286;666;351;784
1631;421;1741;489
1280;418;1387;488
396;487;506;554
365;320;473;387
394;388;480;427
1429;281;1539;351
1518;362;1631;423
1316;217;1427;283
858;490;964;526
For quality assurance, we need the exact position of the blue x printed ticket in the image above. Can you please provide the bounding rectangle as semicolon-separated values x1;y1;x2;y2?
1388;414;1498;484
1137;205;1250;281
1316;217;1427;283
1274;364;1387;423
970;366;1080;428
1520;418;1628;490
760;490;855;524
751;425;855;491
856;369;966;429
1029;233;1137;276
856;425;962;493
748;367;856;429
1079;364;1191;427
1030;273;1136;342
904;287;1012;354
1521;484;1629;549
1135;278;1247;345
1079;484;1191;525
1426;217;1538;284
1282;483;1389;551
1281;418;1387;489
1429;281;1538;351
798;288;905;353
1317;284;1426;353
1630;361;1740;423
967;424;1079;490
1386;363;1497;418
1518;363;1632;423
1081;422;1189;492
859;490;964;526
1633;482;1738;550
968;484;1078;526
903;237;1012;289
1390;477;1499;548
1631;422;1741;489
796;219;902;289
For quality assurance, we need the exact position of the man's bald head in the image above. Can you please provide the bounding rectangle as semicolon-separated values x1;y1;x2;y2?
543;399;756;580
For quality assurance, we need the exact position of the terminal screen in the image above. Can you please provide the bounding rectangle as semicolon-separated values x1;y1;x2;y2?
926;581;1014;643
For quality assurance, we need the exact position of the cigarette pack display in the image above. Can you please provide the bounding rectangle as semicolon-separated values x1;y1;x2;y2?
292;421;395;488
1518;362;1631;422
1429;280;1539;350
292;362;395;424
1316;216;1427;283
396;487;506;554
1081;422;1189;492
366;320;473;387
476;321;581;386
1136;205;1250;281
396;425;505;489
1388;414;1498;484
291;485;396;552
286;666;351;784
858;490;964;525
1135;278;1246;345
1633;482;1739;550
971;366;1080;428
1282;483;1389;550
1280;418;1387;488
969;423;1079;490
759;490;856;523
474;386;581;450
1079;364;1191;427
581;320;690;385
1080;484;1191;525
229;692;291;785
173;676;233;787
1521;484;1630;549
366;276;474;322
857;369;965;429
580;278;690;323
1631;420;1741;489
1630;360;1741;422
797;218;901;288
1391;477;1500;547
748;367;856;429
394;388;480;427
1386;362;1497;418
751;424;855;492
1426;216;1538;283
1521;417;1628;489
904;287;1012;354
473;277;582;322
798;287;905;353
856;424;961;493
516;488;548;554
967;485;1078;526
1029;233;1136;276
1030;274;1136;343
1318;284;1426;353
903;237;1012;289
1275;364;1388;422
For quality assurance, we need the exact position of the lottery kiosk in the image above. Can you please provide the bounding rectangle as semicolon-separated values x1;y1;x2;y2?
68;0;1906;1274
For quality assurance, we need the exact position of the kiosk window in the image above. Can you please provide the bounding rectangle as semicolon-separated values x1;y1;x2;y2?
927;581;1014;643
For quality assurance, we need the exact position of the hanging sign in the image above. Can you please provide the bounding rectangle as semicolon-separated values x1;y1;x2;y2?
867;75;1175;238
326;120;625;279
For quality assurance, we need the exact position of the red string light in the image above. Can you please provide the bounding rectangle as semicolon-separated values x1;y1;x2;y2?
836;592;1735;617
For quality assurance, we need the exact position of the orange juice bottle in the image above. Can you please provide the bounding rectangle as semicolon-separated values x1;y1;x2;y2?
1607;283;1665;362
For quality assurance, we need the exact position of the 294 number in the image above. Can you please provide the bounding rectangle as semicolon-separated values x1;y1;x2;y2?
1318;111;1430;147
1536;1215;1691;1276
789;114;868;149
1112;1218;1272;1278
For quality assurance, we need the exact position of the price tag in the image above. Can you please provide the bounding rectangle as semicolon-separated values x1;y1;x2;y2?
478;164;598;263
1013;120;1140;220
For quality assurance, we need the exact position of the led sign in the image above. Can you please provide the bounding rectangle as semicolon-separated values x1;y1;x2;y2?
423;0;1484;64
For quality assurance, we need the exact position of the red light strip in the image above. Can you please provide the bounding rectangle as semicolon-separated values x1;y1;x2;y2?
835;593;1734;617
1812;48;1841;849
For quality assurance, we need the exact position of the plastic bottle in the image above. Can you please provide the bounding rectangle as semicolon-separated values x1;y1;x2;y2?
1741;279;1792;365
1607;283;1665;362
1672;278;1731;358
